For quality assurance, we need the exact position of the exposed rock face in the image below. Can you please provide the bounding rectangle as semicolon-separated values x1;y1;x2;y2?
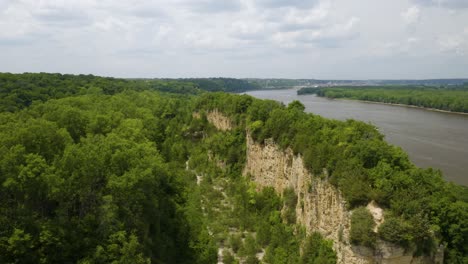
206;109;233;131
374;242;444;264
367;201;384;232
243;134;442;264
201;111;442;264
243;136;370;264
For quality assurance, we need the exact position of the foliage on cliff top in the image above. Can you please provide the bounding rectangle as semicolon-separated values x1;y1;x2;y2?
195;92;468;263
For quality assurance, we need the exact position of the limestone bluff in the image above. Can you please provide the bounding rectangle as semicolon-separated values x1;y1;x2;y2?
203;109;444;264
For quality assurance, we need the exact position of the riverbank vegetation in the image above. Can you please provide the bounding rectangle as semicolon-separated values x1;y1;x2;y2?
297;85;468;113
0;73;467;263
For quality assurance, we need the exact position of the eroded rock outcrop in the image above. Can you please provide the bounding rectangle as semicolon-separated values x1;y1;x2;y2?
193;109;233;131
243;134;442;264
243;135;370;264
206;109;233;131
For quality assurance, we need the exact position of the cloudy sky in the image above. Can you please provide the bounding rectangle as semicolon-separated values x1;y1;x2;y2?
0;0;467;79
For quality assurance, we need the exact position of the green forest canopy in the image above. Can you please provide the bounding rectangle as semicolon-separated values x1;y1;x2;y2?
0;73;336;263
0;73;467;263
0;73;261;112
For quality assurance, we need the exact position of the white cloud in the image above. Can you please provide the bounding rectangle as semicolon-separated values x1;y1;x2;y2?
370;37;421;56
255;0;319;9
230;20;268;40
93;16;127;32
281;2;330;29
437;35;466;54
0;9;33;39
0;0;467;78
176;0;243;13
402;6;421;25
259;1;329;26
407;37;419;44
270;16;359;49
413;0;468;9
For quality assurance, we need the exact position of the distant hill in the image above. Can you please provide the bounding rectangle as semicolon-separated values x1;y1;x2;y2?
179;78;261;92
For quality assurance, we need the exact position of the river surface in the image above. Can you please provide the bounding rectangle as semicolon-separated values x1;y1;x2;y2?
245;89;468;186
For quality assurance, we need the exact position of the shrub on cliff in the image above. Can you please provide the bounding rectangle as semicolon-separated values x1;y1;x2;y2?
378;216;413;247
300;232;337;264
350;207;376;248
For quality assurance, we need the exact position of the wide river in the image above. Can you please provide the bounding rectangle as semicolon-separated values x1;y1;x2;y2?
245;89;468;186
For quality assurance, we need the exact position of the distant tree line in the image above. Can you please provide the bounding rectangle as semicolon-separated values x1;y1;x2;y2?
248;79;468;89
0;73;201;112
181;78;261;92
298;85;468;113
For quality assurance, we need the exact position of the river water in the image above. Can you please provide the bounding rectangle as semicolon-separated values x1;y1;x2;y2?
245;89;468;186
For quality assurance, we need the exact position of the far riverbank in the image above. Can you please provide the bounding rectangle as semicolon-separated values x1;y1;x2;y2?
313;96;468;116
